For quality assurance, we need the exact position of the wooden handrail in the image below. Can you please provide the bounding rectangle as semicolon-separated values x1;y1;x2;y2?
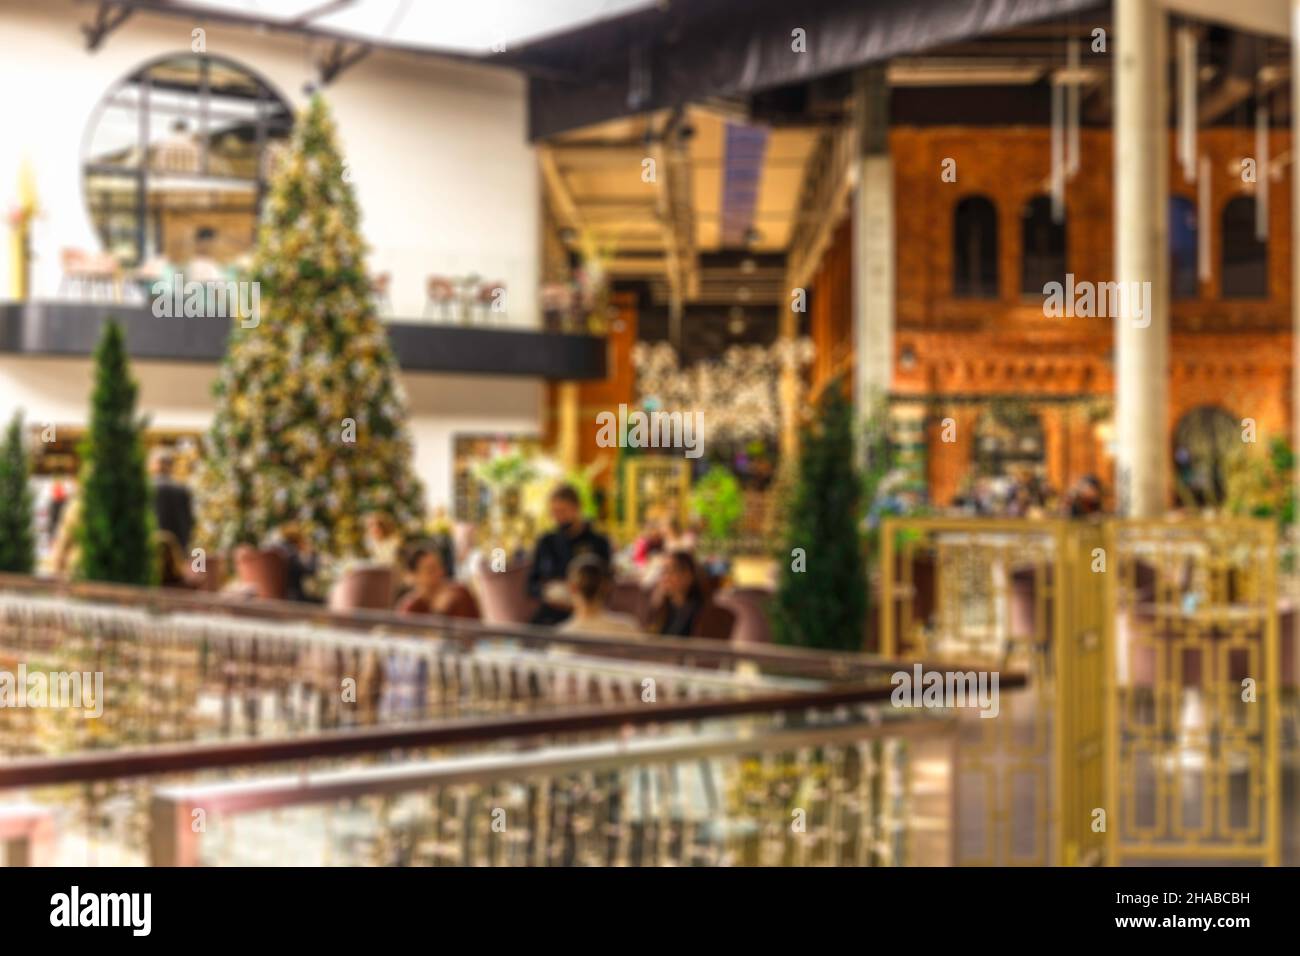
0;573;994;680
0;682;979;789
153;716;956;816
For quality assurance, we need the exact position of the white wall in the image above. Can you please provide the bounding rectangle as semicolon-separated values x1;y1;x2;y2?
0;0;540;324
0;0;548;512
0;355;544;511
402;373;544;509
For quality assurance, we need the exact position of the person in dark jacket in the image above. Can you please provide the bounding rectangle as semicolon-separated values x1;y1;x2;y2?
273;525;319;603
527;484;611;625
150;451;195;550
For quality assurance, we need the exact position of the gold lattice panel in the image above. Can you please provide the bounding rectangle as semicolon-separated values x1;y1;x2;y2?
1106;519;1280;865
622;457;691;539
882;519;1061;865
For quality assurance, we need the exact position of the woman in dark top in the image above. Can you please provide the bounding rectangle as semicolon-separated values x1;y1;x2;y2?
396;545;480;619
649;551;705;637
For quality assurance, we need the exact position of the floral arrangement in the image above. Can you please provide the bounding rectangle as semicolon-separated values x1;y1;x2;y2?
472;450;538;492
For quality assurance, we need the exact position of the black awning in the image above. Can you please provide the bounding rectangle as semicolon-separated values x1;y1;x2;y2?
513;0;1108;140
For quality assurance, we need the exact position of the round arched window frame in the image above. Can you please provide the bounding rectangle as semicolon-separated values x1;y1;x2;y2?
1172;405;1239;507
80;52;294;269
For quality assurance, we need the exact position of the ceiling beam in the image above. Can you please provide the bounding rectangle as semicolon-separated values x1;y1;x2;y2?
290;0;355;27
1198;36;1289;125
551;150;647;170
539;145;582;231
604;257;669;274
315;40;373;86
87;0;483;66
82;1;135;52
1161;0;1287;39
655;111;699;302
785;124;856;295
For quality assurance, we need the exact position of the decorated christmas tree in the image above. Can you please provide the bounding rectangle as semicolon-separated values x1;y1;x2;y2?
197;96;423;557
77;320;156;585
771;376;866;650
0;411;36;574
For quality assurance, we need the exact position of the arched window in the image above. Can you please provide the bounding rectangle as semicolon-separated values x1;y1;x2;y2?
1020;195;1066;295
1220;196;1267;298
82;53;294;267
1169;196;1198;299
953;195;999;298
1172;406;1238;507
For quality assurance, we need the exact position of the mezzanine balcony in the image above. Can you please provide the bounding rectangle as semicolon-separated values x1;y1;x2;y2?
0;300;607;380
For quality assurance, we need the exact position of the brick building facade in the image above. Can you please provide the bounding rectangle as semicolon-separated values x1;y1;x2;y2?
809;125;1293;507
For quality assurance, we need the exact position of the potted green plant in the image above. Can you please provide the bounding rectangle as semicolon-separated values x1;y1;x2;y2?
690;464;744;553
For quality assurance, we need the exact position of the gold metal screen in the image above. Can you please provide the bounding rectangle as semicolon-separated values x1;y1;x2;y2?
882;519;1061;865
1105;519;1280;865
882;516;1282;867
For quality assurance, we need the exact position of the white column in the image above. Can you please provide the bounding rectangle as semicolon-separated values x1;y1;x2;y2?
1114;0;1170;516
852;66;895;419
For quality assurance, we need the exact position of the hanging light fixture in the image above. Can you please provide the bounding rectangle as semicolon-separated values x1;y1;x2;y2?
1066;37;1080;177
1177;24;1198;182
1255;87;1269;242
1198;154;1211;281
1050;75;1065;223
1049;34;1083;224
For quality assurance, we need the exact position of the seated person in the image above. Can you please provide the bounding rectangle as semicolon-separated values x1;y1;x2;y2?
1065;474;1104;518
527;484;612;625
665;517;699;554
647;550;707;637
364;511;404;575
557;553;642;636
396;544;480;619
154;530;191;589
270;524;319;603
631;512;667;567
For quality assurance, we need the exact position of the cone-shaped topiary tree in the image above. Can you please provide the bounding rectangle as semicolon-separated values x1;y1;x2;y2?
0;412;36;574
771;376;866;650
77;320;156;585
197;95;424;557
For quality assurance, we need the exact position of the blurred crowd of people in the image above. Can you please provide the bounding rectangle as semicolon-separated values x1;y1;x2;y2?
36;441;1109;643
522;485;718;638
949;471;1105;519
39;457;720;640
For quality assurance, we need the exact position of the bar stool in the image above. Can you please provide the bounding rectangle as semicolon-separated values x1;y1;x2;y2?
423;275;456;321
477;280;506;324
59;248;119;300
370;272;393;315
541;282;573;332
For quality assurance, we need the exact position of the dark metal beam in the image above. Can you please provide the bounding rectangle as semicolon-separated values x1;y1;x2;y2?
85;0;481;66
290;0;355;27
82;0;135;51
315;40;373;86
522;0;1108;140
